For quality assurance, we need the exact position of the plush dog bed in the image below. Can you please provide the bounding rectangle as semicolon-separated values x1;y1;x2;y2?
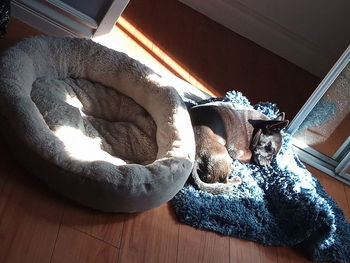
0;36;197;212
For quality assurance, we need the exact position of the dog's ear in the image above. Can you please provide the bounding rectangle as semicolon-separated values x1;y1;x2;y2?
248;119;265;129
250;128;262;150
267;120;289;132
249;118;289;133
274;112;285;121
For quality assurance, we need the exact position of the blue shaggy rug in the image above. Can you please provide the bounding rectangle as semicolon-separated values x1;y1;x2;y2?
172;91;350;263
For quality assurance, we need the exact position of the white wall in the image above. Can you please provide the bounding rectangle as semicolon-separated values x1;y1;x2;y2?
237;0;350;57
179;0;350;77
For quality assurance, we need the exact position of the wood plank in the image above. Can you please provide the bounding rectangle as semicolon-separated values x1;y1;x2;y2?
122;0;320;118
177;224;229;263
276;247;314;263
0;4;345;263
0;168;6;194
62;203;125;248
51;225;119;263
0;159;64;263
118;203;179;263
230;237;277;263
275;165;350;263
307;165;350;221
0;142;11;193
0;18;42;51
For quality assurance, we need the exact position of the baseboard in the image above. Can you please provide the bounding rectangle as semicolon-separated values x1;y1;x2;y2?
11;0;97;38
179;0;336;77
292;143;350;186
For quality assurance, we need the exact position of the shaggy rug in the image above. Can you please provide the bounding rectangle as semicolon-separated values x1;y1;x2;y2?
172;91;350;263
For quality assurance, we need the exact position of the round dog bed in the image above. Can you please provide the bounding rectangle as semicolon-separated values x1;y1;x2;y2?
0;36;195;212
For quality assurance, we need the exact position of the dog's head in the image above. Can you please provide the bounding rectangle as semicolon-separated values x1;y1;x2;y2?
248;113;289;166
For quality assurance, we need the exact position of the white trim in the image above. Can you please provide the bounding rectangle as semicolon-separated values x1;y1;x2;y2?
11;0;129;38
293;144;350;186
46;0;98;29
293;146;335;174
288;46;350;184
291;138;338;167
288;45;350;134
12;1;76;37
333;136;350;161
93;0;129;37
178;0;335;77
335;151;350;176
11;0;94;37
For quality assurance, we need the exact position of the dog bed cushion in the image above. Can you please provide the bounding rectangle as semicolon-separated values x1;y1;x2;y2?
0;36;196;212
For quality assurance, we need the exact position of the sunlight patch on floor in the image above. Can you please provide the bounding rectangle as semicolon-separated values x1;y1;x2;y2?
93;16;218;97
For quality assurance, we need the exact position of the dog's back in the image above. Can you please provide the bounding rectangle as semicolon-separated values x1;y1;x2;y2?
190;101;288;194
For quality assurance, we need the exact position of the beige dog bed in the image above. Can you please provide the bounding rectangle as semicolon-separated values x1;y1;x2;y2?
0;36;195;212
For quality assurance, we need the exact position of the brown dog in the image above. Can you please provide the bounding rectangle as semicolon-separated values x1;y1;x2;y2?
193;125;240;184
190;101;288;194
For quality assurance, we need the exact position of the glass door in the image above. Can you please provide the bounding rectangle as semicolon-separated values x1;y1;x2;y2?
288;45;350;185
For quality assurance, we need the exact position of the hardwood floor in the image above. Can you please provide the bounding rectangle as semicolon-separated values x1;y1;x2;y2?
0;143;63;263
0;3;349;263
121;0;321;119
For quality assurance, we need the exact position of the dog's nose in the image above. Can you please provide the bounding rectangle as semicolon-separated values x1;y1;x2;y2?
265;142;273;152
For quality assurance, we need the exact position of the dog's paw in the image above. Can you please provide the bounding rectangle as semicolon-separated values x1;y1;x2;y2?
227;176;242;186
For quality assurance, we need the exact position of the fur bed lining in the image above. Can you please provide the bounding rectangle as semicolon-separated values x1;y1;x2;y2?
0;36;196;212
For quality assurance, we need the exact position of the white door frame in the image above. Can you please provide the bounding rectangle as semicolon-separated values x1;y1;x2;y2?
11;0;130;38
288;45;350;185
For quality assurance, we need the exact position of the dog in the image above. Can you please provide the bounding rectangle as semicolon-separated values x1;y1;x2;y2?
192;125;241;184
190;101;289;194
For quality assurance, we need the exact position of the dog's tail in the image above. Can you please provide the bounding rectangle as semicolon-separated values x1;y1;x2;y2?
191;161;237;195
